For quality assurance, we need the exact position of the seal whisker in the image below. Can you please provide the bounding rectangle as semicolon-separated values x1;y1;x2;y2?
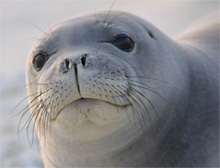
120;78;175;116
104;83;134;124
33;86;55;147
39;96;53;148
107;53;183;93
17;90;51;133
118;78;164;101
110;83;147;129
124;86;150;128
21;37;39;45
17;88;52;147
103;0;116;25
37;101;45;145
17;101;41;134
125;89;148;130
126;86;156;132
108;64;184;90
103;77;143;127
12;92;42;116
105;63;183;90
20;103;42;147
25;82;52;87
39;101;48;147
106;12;124;28
27;21;49;37
16;88;52;116
28;102;44;147
33;101;46;144
12;84;51;116
130;86;158;116
28;103;42;147
119;77;169;102
125;75;184;90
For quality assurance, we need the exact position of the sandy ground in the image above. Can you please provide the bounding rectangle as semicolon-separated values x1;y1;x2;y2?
0;0;219;167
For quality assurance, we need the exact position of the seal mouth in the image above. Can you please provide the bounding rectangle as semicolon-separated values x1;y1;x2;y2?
75;97;131;107
52;97;131;121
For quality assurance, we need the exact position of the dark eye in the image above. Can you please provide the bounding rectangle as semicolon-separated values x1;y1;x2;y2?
33;53;48;71
112;34;134;52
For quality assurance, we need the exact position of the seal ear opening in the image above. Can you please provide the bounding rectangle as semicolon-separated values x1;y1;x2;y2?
148;31;155;39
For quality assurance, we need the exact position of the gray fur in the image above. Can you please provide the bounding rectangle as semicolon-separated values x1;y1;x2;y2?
26;11;219;167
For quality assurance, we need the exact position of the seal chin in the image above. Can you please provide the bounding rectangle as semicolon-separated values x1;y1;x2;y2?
52;96;131;122
51;94;132;121
52;97;132;142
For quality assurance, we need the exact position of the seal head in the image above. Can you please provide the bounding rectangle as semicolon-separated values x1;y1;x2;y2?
26;11;219;167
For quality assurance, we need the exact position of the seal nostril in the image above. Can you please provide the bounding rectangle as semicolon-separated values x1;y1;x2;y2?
81;54;87;67
65;59;70;68
61;58;70;73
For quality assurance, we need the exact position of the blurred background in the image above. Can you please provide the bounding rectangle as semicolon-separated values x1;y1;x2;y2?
0;0;219;167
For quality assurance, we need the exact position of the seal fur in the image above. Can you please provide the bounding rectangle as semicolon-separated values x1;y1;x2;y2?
25;11;219;167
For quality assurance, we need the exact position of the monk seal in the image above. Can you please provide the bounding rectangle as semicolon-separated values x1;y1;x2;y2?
25;11;219;167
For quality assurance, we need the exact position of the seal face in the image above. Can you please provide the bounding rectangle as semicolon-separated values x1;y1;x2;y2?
25;11;219;167
26;11;164;142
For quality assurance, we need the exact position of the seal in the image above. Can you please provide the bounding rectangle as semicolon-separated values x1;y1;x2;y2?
25;11;219;167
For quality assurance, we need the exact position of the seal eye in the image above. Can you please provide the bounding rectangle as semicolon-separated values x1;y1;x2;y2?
112;34;134;52
33;53;48;71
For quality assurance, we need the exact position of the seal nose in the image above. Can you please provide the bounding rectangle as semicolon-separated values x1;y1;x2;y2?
60;58;70;73
81;54;87;67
